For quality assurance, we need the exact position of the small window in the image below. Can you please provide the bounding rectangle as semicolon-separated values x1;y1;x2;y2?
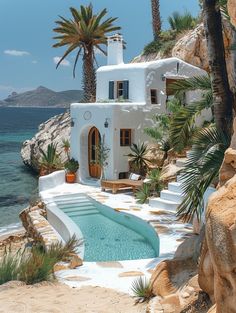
120;129;132;146
119;172;128;179
117;81;124;98
151;89;158;104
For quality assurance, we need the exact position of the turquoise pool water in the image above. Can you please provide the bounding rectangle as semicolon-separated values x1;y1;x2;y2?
57;195;159;262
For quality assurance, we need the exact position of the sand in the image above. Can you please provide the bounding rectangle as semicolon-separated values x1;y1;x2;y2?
0;282;145;313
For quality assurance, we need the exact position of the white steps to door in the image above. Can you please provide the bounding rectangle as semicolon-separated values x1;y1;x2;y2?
168;182;183;193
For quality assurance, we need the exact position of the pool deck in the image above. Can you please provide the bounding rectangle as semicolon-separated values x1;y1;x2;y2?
40;182;193;294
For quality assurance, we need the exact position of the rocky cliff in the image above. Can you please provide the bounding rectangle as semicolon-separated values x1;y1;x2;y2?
21;112;71;172
0;86;83;108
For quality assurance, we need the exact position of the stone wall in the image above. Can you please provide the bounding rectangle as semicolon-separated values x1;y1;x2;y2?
19;203;59;249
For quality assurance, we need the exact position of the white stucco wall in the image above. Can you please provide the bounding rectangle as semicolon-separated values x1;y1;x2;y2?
96;57;207;113
70;103;158;182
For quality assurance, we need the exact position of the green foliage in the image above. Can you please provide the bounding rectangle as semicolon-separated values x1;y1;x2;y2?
131;276;153;303
40;143;62;174
127;143;150;176
144;114;170;141
147;168;163;195
0;236;81;285
64;158;79;173
135;184;151;204
168;11;198;32
177;125;230;222
169;75;213;152
143;40;162;55
143;30;176;55
95;135;110;179
46;235;83;262
0;250;19;284
19;247;56;285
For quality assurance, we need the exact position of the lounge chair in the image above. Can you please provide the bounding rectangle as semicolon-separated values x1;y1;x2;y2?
101;178;143;194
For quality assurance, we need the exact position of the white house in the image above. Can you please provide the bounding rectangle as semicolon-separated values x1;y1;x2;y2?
70;34;208;184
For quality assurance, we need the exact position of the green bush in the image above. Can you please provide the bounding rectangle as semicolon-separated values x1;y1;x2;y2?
135;183;151;204
0;251;19;284
0;236;82;285
131;276;153;303
143;40;162;55
64;158;79;173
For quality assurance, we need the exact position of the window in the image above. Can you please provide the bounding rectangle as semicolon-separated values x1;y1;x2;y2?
120;129;132;146
109;80;129;100
117;81;124;98
150;89;158;104
119;172;128;179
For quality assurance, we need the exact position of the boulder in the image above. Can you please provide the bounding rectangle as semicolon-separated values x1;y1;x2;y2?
228;0;236;28
219;119;236;186
21;112;70;172
198;175;236;313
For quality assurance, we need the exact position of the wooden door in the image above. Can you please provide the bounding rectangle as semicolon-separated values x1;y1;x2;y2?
88;127;101;178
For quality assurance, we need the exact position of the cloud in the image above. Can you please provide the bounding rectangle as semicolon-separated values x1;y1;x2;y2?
32;60;38;64
53;56;70;67
4;49;30;56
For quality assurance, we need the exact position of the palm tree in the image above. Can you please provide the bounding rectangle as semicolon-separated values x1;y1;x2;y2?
53;4;120;102
151;0;161;40
168;11;198;33
202;0;234;136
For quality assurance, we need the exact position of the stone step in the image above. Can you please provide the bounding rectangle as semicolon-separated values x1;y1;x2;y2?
149;198;179;211
168;182;183;193
160;190;183;203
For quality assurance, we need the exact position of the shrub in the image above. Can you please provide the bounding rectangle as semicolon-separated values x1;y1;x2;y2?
131;276;153;303
143;40;162;55
0;250;19;284
64;158;79;173
135;183;151;204
0;236;82;285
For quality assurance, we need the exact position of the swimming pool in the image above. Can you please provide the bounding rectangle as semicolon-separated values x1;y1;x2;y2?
54;194;159;262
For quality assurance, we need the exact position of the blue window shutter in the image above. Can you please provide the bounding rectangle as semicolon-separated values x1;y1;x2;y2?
109;81;114;99
123;80;129;99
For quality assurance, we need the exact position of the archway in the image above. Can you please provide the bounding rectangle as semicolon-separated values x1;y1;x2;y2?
88;127;101;178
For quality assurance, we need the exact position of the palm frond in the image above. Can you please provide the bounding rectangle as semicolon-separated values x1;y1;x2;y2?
177;125;230;222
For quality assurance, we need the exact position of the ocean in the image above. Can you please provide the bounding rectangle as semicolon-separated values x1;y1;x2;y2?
0;107;66;235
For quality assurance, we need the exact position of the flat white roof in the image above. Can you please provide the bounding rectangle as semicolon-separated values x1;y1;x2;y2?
97;57;205;74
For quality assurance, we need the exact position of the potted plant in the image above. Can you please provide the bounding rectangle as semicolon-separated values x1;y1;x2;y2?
64;158;79;183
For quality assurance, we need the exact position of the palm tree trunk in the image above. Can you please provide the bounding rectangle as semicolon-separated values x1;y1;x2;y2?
151;0;161;41
203;0;234;136
82;48;96;102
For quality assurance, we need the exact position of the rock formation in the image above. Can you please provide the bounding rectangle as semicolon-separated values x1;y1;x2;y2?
228;0;236;28
21;112;71;172
198;174;236;313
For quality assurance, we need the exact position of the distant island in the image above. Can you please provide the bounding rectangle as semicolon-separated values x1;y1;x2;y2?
0;86;83;108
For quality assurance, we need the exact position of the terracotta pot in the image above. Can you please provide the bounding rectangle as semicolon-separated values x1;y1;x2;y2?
66;172;76;183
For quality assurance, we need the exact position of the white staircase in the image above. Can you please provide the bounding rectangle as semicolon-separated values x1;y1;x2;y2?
149;175;184;212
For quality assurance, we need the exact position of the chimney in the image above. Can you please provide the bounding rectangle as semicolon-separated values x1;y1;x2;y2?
107;34;124;66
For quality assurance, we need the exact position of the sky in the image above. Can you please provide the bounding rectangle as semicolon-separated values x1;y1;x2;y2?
0;0;200;100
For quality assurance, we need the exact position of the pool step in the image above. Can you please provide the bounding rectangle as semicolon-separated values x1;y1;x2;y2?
55;197;89;205
57;201;94;210
66;209;99;218
61;205;96;213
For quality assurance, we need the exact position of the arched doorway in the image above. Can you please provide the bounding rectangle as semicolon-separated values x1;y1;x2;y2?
88;127;101;179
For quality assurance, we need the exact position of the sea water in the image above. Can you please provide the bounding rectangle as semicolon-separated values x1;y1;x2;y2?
0;107;65;234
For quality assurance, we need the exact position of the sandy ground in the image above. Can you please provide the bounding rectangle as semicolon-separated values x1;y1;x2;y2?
0;282;146;313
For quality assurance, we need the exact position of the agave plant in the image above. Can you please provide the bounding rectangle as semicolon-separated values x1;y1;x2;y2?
127;143;150;176
39;143;62;175
147;168;163;195
177;125;230;222
131;276;153;303
135;183;151;204
62;138;70;160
